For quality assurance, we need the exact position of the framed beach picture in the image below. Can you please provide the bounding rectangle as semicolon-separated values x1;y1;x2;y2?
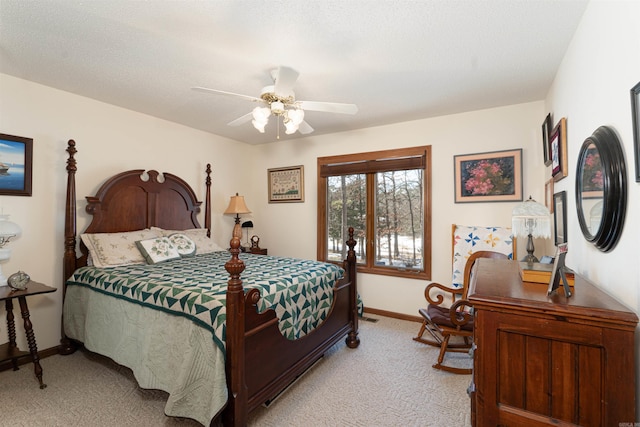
0;133;33;196
454;148;522;203
268;165;304;203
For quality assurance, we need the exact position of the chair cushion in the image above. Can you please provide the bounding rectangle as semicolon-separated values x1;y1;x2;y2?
426;304;473;331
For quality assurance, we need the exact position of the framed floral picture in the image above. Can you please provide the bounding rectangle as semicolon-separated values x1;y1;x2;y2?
268;165;304;203
550;117;568;182
454;148;523;203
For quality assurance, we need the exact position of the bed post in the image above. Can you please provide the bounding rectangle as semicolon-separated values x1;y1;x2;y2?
344;227;360;348
205;163;212;238
60;139;78;355
223;236;248;426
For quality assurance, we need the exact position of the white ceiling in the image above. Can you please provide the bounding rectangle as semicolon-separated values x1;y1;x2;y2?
0;0;589;145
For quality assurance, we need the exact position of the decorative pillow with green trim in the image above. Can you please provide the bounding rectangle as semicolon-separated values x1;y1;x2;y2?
168;233;197;257
151;227;225;254
136;237;181;264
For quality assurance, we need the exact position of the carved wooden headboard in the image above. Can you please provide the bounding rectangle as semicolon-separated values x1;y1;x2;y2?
63;139;212;282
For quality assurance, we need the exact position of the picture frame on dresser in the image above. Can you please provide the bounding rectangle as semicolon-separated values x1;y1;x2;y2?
631;81;640;182
550;118;568;182
0;133;33;197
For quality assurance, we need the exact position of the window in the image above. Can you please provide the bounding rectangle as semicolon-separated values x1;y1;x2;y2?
317;146;431;279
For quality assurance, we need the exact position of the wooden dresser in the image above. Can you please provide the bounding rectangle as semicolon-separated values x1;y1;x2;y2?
468;258;638;427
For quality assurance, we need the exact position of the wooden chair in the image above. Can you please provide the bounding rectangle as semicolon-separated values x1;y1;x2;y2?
413;250;508;374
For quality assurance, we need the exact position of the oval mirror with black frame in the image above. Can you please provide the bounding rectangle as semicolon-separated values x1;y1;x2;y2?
575;126;627;252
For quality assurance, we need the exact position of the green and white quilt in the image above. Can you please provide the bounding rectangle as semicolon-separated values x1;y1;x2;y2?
67;251;345;352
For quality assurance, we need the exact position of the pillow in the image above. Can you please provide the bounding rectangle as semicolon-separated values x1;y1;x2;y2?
168;233;196;257
136;237;181;264
81;229;162;268
151;227;225;254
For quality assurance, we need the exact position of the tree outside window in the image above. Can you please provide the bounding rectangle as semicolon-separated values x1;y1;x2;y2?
318;146;431;280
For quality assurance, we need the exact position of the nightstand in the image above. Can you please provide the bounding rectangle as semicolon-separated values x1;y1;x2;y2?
248;247;268;255
0;280;56;389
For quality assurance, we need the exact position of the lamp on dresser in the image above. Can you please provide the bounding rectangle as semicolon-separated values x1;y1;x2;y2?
224;193;251;241
512;196;550;264
0;214;22;287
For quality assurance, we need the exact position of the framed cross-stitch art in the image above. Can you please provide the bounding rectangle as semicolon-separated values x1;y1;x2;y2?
0;133;33;196
268;165;304;203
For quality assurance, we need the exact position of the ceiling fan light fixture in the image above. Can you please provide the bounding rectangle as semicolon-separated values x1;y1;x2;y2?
284;120;299;134
271;101;285;115
251;106;270;132
287;108;304;125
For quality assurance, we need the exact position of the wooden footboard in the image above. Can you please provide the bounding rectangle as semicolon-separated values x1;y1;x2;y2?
223;231;359;426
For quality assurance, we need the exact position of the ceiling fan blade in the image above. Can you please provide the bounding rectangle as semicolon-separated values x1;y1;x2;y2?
297;100;358;115
298;120;314;134
192;87;264;103
227;112;253;127
273;66;299;97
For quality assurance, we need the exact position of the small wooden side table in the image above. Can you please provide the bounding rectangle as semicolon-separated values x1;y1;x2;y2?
0;280;56;389
248;247;267;255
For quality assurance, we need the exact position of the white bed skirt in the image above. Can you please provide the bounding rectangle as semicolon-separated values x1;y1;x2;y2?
63;285;227;426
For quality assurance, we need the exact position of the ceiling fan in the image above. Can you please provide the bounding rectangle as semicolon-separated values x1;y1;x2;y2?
192;66;358;137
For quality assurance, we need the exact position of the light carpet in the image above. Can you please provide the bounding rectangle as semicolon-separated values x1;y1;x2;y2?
0;315;472;426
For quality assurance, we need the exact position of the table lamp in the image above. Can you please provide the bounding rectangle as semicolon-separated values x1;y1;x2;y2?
224;193;251;240
512;196;551;264
0;214;22;287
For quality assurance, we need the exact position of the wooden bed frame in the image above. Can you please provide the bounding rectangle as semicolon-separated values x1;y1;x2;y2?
60;140;360;426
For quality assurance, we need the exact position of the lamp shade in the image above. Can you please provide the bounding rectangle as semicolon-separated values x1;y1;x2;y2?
0;214;21;247
224;193;251;216
512;196;551;238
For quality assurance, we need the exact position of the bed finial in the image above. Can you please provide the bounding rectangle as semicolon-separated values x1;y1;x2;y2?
205;163;212;238
61;139;78;355
345;226;360;349
224;235;248;425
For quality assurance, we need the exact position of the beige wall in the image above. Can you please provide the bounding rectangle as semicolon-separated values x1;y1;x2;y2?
248;101;545;315
544;0;640;411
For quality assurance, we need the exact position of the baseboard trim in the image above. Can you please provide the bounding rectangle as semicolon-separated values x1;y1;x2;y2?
0;345;60;373
364;307;422;323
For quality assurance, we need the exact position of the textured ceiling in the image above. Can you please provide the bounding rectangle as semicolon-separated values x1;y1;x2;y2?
0;0;589;145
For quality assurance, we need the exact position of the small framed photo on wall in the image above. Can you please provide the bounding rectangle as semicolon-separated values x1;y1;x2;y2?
550;118;568;182
553;191;567;246
631;81;640;182
542;113;553;166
